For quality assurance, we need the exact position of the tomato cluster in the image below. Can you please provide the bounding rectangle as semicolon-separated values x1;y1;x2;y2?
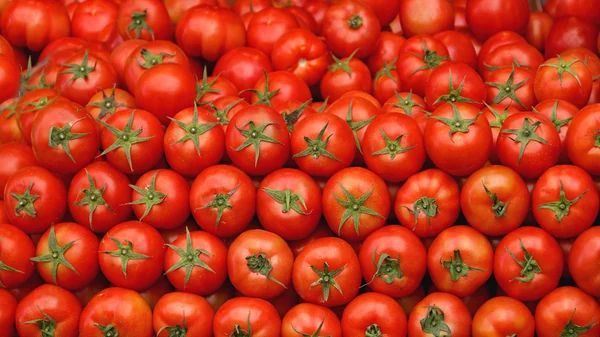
0;0;600;336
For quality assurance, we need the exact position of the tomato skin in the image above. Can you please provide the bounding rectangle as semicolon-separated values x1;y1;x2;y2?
153;292;214;337
426;63;486;110
485;67;536;111
213;47;274;101
535;286;600;337
545;16;598;58
366;31;405;75
247;7;300;57
342;292;406;337
532;165;599;238
282;303;341;337
16;284;81;337
465;0;529;41
80;287;153;337
534;56;593;109
471;296;534;337
71;0;120;49
109;39;147;87
381;91;428;133
0;143;37;200
0;289;16;337
251;71;312;107
214;297;281;337
164;0;217;23
0;55;20;104
117;0;172;41
494;226;563;301
481;42;544;82
3;166;67;234
408;292;471;337
293;237;361;307
0;99;23;144
533;99;577;164
434;30;477;69
569;227;600;297
477;31;526;74
0;223;35;289
460;165;530;236
566;104;600;175
320;55;372;102
16;89;68;145
399;0;454;37
525;11;553;52
359;225;427;298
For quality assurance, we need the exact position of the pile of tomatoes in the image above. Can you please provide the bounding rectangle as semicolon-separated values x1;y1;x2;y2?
0;0;600;336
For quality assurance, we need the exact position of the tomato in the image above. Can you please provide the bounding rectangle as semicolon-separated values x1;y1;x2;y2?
194;70;239;105
86;86;136;128
566;104;600;175
372;60;402;104
3;166;67;234
341;292;406;337
496;112;561;179
465;0;529;41
15;89;66;145
494;226;563;301
109;38;147;87
0;223;35;289
153;292;214;337
408;292;471;337
282;303;341;337
207;95;250;133
533;99;577;164
396;35;450;97
399;0;454;37
80;287;153;337
214;297;281;337
15;284;81;337
460;165;529;236
0;55;19;104
381;91;428;133
0;0;70;51
164;0;217;23
293;237;361;307
71;0;121;49
284;5;316;33
99;108;165;174
545;16;598;59
568;227;600;297
175;5;245;61
481;104;519;163
532;165;599;238
117;0;172;41
525;11;553;52
434;30;477;69
0;143;37;199
0;99;23;144
320;52;372;102
394;169;460;238
322;167;389;241
250;71;311;107
32;223;99;290
322;0;380;59
0;288;16;337
365;32;404;75
535;286;600;337
485;67;536;111
247;7;300;57
477;31;527;74
471;296;535;337
534;55;593;109
213;47;274;101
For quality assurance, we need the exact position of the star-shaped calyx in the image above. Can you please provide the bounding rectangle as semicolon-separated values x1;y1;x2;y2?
233;120;283;167
196;67;222;103
364;251;403;286
433;70;478;106
74;169;113;230
87;85;132;120
344;99;376;154
24;307;58;337
49;117;90;163
390;90;425;116
482;182;509;218
157;316;188;337
538;181;587;222
440;249;485;281
333;184;383;236
0;236;24;287
168;103;219;156
402;196;438;229
371;128;415;159
430;103;481;139
243;71;280;106
310;262;345;303
328;49;359;76
135;48;175;69
484;102;510;129
560;310;598;337
504;239;542;283
409;41;448;74
485;66;529;109
291;316;330;337
292;122;341;162
261;187;310;215
165;228;215;288
126;171;167;221
419;306;451;337
101;235;150;278
207;99;245;127
532;100;573;133
540;55;583;87
61;50;97;82
501;117;550;165
127;10;154;40
196;184;239;229
10;182;39;218
30;226;79;284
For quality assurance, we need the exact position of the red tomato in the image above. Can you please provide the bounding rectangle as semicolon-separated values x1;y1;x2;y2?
485;67;536;111
472;296;535;337
250;71;311;107
86;86;136;128
15;89;67;145
569;227;600;297
535;286;600;337
0;289;16;337
426;63;486;110
281;303;341;337
342;292;407;337
545;16;598;58
408;292;471;337
533;99;578;164
110;38;147;87
247;7;299;57
320;52;372;102
195;69;240;104
0;143;37;199
399;0;454;37
0;99;23;144
525;11;553;52
71;0;121;49
213;297;281;337
481;104;519;163
477;31;526;74
153;292;214;337
381;91;428;133
566;104;600;175
116;0;172;41
465;0;529;41
480;42;544;82
0;55;20;104
534;55;593;109
164;0;217;23
207;95;250;133
0;223;35;289
213;47;274;101
372;61;402;104
434;30;478;69
366;32;405;75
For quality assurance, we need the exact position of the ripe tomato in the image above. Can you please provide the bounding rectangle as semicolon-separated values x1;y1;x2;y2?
0;143;37;199
525;11;553;52
485;67;536;110
471;296;535;337
282;303;341;337
483;104;519;163
496;112;561;179
408;292;471;337
322;167;389;241
292;237;361;307
15;88;67;145
465;0;529;41
566;104;600;175
274;100;318;134
213;47;274;100
372;61;402;104
494;226;563;301
86;86;136;128
381;91;428;133
15;284;81;337
460;165;529;236
214;297;281;337
399;0;454;37
320;52;372;102
71;0;121;49
153;292;214;337
0;223;35;289
479;42;543;82
32;223;99;290
247;7;299;56
0;288;16;337
535;286;600;337
250;71;312;107
428;226;493;297
569;227;600;297
116;0;172;41
80;287;153;337
207;96;250;133
534;55;593;109
0;55;20;104
342;292;406;337
434;30;478;69
322;0;380;59
3;166;67;234
195;69;240;104
477;31;527;74
545;16;598;58
0;99;23;144
366;31;405;75
532;165;599;238
533;99;577;164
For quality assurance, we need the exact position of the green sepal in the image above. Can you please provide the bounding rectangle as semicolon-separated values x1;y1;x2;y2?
126;10;154;40
10;181;39;218
537;181;587;223
292;121;341;161
30;226;79;285
164;227;215;288
333;184;383;236
234;120;283;167
246;253;287;289
440;249;485;281
309;262;345;303
168;103;219;156
196;184;239;229
504;239;542;283
48;117;90;163
501;117;550;165
101;235;151;278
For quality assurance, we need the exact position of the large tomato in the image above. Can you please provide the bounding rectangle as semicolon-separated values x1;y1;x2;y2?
247;7;299;56
15;88;67;145
153;292;214;337
408;292;471;337
0;223;35;289
545;16;598;58
425;62;485;110
471;296;535;337
569;227;600;297
341;292;407;337
320;52;372;102
534;55;593;109
399;0;454;37
566;104;600;175
250;71;312;107
70;0;120;49
0;143;37;199
465;0;529;41
434;30;478;69
281;303;341;337
485;67;536;110
533;99;578;164
535;286;600;337
86;86;136;128
479;42;543;81
0;56;19;104
213;297;281;337
213;47;274;100
0;289;16;337
366;31;405;74
381;91;428;133
116;0;172;41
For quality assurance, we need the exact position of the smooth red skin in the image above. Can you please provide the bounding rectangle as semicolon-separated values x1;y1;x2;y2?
320;57;372;102
482;104;519;163
257;168;321;240
86;87;136;130
465;0;529;41
0;202;8;224
247;7;300;57
359;225;426;298
0;0;70;51
396;35;450;97
354;0;396;26
486;67;536;111
0;289;16;337
190;165;255;237
566;104;600;175
0;143;36;200
545;17;598;59
373;70;402;105
15;88;67;145
100;108;165;174
175;5;245;61
251;71;312;106
481;42;544;81
35;222;99;290
213;47;274;101
399;0;454;37
526;12;553;52
363;113;425;182
426;63;486;110
366;32;405;74
497;112;561;179
434;30;477;69
408;292;471;337
494;226;563;301
281;303;341;337
322;0;380;59
477;31;526;75
164;0;217;24
322;167;390;241
232;0;271;16
0;55;19;104
533;165;599;238
214;297;281;337
461;165;529;236
428;226;494;297
535;56;593;109
342;292;406;337
209;95;250;133
285;6;318;34
534;99;578;164
0;99;23;144
153;292;214;337
98;221;165;290
304;0;330;35
164;229;227;295
0;223;35;288
196;75;238;104
80;287;153;337
0;35;15;61
569;227;600;297
535;287;600;337
109;39;147;87
545;0;600;24
293;237;361;307
16;284;81;337
472;296;535;337
271;29;330;87
381;91;428;133
71;0;120;47
117;0;172;41
3;166;67;234
395;169;460;238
